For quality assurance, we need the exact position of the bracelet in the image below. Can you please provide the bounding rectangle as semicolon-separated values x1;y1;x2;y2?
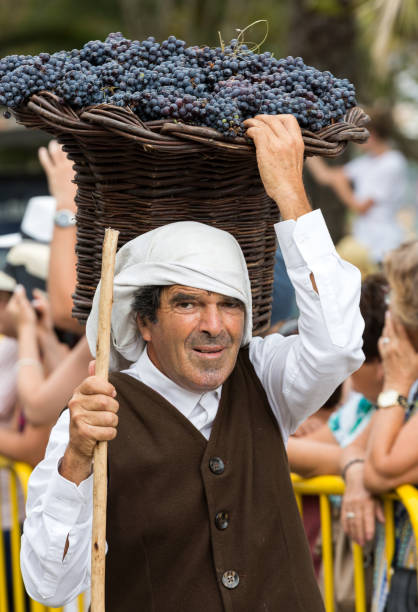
342;458;365;481
16;358;43;371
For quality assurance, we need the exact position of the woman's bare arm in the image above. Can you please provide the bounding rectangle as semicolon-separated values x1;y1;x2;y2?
0;420;52;467
39;141;83;335
298;421;337;443
287;437;342;478
20;335;91;426
6;287;87;426
365;407;418;482
364;459;418;494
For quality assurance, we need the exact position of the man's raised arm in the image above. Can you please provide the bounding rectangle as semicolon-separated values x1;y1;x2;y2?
246;114;365;438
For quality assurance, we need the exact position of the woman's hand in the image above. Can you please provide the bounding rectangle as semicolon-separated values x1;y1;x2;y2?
341;462;384;546
6;285;37;329
378;310;418;397
32;289;54;335
38;140;77;212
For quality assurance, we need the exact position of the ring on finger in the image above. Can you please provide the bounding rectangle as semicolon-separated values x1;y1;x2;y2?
381;337;390;345
346;511;356;519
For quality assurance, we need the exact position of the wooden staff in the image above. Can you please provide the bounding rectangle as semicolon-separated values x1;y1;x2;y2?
91;228;119;612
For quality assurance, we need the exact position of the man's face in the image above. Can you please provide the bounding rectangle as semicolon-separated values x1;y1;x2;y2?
137;285;245;392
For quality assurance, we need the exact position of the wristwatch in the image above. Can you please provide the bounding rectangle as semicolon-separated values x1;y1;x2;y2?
54;209;76;228
377;390;409;410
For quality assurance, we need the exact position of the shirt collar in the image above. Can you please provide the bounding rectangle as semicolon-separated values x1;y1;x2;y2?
127;347;222;419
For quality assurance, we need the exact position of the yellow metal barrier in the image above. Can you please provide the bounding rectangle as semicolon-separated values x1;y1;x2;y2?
0;458;86;612
291;474;418;612
1;458;417;612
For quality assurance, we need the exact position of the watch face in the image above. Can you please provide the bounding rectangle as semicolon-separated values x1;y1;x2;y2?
55;210;75;227
378;390;399;408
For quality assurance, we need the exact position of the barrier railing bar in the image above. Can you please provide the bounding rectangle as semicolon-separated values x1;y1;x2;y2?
10;469;25;612
0;486;8;612
78;592;85;612
319;494;335;612
383;498;395;587
30;599;47;612
294;491;303;516
352;542;366;612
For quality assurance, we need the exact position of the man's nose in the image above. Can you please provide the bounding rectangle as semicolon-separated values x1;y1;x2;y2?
199;305;223;337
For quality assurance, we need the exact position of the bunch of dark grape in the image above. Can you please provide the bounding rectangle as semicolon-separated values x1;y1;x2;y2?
0;32;357;137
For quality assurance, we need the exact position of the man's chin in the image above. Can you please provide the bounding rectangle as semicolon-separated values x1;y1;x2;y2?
182;364;232;392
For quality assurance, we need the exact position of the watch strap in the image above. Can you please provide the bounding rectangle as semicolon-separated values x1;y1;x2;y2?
397;395;410;410
378;391;410;410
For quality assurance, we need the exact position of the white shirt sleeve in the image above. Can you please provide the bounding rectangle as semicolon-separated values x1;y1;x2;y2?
249;209;365;443
20;410;92;606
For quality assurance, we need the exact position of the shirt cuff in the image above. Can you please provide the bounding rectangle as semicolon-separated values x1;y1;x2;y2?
274;209;336;269
43;457;93;526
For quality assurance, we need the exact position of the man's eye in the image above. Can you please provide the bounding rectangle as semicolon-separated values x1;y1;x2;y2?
178;302;194;309
223;301;241;309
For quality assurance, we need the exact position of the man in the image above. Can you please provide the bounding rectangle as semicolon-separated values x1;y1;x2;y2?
21;115;364;611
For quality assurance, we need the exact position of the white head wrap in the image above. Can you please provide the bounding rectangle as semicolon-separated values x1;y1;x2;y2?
86;221;253;372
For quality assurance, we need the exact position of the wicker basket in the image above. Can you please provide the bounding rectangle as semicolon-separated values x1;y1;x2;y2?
13;92;369;334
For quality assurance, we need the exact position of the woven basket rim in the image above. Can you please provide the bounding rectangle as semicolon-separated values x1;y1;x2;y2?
13;91;370;157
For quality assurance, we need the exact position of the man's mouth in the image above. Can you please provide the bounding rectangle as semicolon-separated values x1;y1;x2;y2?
193;346;225;356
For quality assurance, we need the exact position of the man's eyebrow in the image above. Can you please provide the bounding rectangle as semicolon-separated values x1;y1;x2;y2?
222;297;245;308
169;292;201;303
222;296;241;303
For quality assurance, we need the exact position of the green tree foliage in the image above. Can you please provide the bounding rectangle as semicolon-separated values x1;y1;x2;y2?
0;0;289;57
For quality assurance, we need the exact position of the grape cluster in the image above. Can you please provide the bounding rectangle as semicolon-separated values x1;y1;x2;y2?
0;33;357;136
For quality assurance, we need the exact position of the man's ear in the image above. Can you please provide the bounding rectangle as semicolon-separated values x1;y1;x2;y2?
136;312;152;343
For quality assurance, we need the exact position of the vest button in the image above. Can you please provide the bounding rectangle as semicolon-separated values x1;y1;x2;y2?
222;570;239;589
215;511;229;530
209;457;225;475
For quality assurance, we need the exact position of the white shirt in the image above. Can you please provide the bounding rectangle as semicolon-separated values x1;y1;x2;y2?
20;210;365;606
344;150;408;263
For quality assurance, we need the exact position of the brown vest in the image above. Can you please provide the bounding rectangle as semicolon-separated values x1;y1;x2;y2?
106;348;324;612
